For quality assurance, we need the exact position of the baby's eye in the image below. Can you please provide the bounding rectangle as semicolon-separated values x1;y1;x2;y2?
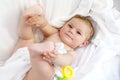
76;31;81;35
68;24;72;28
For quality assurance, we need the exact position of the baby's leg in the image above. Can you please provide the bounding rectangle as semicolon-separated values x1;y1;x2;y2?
24;59;54;80
13;17;35;52
19;4;43;40
24;42;55;80
18;18;34;40
28;41;54;55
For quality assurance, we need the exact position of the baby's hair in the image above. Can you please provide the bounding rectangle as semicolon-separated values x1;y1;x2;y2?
69;15;94;41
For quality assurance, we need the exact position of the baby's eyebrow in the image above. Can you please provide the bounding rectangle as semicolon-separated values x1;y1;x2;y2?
70;23;74;27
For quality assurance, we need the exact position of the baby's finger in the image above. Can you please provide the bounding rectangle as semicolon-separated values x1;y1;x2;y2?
26;18;36;26
48;52;57;58
43;53;51;59
25;19;32;25
26;21;34;26
53;49;57;54
43;57;51;63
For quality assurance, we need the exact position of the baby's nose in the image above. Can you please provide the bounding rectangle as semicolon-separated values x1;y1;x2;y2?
69;28;76;34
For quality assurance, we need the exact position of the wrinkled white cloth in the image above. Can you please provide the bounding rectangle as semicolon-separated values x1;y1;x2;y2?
55;42;67;54
0;47;31;80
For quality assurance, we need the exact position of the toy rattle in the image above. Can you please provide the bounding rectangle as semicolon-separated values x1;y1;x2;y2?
58;66;74;80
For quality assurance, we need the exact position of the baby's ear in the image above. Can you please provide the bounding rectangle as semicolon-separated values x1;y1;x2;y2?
78;41;88;48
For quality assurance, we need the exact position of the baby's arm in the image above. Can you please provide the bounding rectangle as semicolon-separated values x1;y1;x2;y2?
18;15;34;40
54;51;76;66
26;14;58;37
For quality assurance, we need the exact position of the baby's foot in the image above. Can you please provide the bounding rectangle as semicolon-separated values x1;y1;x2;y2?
28;42;55;55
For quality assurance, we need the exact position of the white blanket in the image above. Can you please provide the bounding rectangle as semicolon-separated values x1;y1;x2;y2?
0;47;31;80
0;0;120;80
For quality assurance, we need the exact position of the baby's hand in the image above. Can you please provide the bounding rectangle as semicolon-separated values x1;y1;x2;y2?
42;50;57;63
26;14;47;27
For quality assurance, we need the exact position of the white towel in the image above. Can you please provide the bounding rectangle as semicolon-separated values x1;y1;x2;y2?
0;47;31;80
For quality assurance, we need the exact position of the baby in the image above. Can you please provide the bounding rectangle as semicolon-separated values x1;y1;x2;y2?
14;4;94;80
22;5;94;80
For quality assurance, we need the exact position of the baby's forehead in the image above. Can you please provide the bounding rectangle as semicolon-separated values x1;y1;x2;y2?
68;17;87;24
69;18;90;27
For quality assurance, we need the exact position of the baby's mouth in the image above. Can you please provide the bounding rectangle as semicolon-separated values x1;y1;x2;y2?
65;33;73;40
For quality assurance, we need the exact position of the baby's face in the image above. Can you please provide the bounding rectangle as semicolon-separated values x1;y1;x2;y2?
59;17;90;48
